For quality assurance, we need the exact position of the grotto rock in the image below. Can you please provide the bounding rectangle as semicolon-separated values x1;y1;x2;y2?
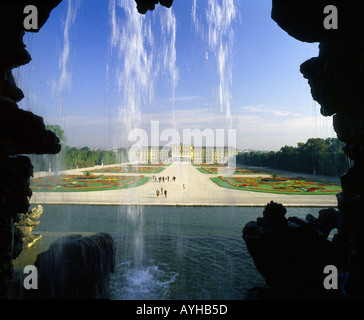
31;233;116;299
242;0;364;300
271;1;357;43
0;68;24;102
261;200;287;227
0;155;33;216
135;0;173;14
0;99;61;155
333;111;364;145
14;205;43;249
242;202;342;299
340;165;364;196
0;0;62;69
0;0;63;298
300;43;364;118
306;208;339;240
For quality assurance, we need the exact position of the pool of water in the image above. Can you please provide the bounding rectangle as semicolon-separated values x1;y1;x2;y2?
14;205;323;300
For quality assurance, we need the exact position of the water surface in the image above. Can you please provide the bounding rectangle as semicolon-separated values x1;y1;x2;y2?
14;205;323;300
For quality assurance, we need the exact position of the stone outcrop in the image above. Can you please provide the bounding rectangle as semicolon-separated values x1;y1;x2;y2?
243;201;343;299
0;1;117;300
32;233;116;299
243;1;364;299
14;205;43;249
134;0;173;14
0;0;62;299
10;233;116;299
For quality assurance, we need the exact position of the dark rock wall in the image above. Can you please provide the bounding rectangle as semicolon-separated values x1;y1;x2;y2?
0;0;166;301
0;0;62;299
33;233;116;299
274;1;364;300
0;0;170;300
243;1;364;299
134;0;173;14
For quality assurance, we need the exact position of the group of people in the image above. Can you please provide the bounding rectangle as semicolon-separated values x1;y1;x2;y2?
152;175;176;182
156;187;167;198
153;175;180;198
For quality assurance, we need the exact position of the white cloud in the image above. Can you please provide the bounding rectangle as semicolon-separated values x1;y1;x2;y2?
46;106;336;150
58;0;79;95
169;95;201;102
240;105;303;117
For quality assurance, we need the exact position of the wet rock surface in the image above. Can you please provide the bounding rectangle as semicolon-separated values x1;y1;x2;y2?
243;202;343;299
134;0;173;14
243;1;364;299
0;0;62;298
33;233;116;299
0;0;115;299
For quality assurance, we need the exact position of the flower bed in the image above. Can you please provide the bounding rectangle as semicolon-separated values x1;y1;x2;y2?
211;176;342;195
196;166;268;175
90;165;166;174
31;175;151;192
260;177;288;182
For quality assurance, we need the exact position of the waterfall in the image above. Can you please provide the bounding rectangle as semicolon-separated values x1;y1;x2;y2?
107;0;179;299
108;0;178;141
192;0;238;175
58;0;79;99
192;0;238;126
55;0;79;175
160;8;179;130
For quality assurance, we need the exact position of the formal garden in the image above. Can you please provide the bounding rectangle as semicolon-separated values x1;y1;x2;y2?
90;164;167;174
211;175;342;195
30;174;151;192
196;166;269;175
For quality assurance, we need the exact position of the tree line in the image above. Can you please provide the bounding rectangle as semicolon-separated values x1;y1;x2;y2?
29;125;128;172
237;137;351;177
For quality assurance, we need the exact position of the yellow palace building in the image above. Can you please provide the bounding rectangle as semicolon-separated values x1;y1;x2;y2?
132;145;237;165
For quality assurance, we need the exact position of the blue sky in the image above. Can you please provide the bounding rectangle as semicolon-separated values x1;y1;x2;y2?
17;0;336;151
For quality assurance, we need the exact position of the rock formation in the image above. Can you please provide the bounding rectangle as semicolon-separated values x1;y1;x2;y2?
243;201;343;299
15;205;43;249
243;1;364;299
33;233;116;299
134;0;173;14
0;0;63;299
10;233;116;299
0;0;117;299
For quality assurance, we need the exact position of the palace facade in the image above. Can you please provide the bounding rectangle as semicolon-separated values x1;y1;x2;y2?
132;145;237;164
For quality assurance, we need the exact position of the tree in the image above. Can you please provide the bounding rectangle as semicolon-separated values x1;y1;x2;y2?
46;124;67;145
325;137;344;153
271;172;279;181
236;137;350;177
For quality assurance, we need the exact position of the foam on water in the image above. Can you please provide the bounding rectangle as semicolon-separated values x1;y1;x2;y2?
110;262;178;300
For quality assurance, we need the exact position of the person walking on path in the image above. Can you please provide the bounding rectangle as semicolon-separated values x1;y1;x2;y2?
164;190;167;198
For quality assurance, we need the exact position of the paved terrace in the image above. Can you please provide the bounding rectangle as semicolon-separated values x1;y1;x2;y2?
30;163;339;207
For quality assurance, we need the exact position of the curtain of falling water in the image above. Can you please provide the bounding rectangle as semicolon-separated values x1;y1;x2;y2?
107;0;178;289
160;8;179;131
55;0;79;176
192;0;237;126
108;0;151;270
189;1;240;291
192;0;238;185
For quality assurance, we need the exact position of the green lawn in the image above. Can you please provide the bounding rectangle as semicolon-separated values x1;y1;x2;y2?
211;176;342;195
31;175;151;192
196;166;269;175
